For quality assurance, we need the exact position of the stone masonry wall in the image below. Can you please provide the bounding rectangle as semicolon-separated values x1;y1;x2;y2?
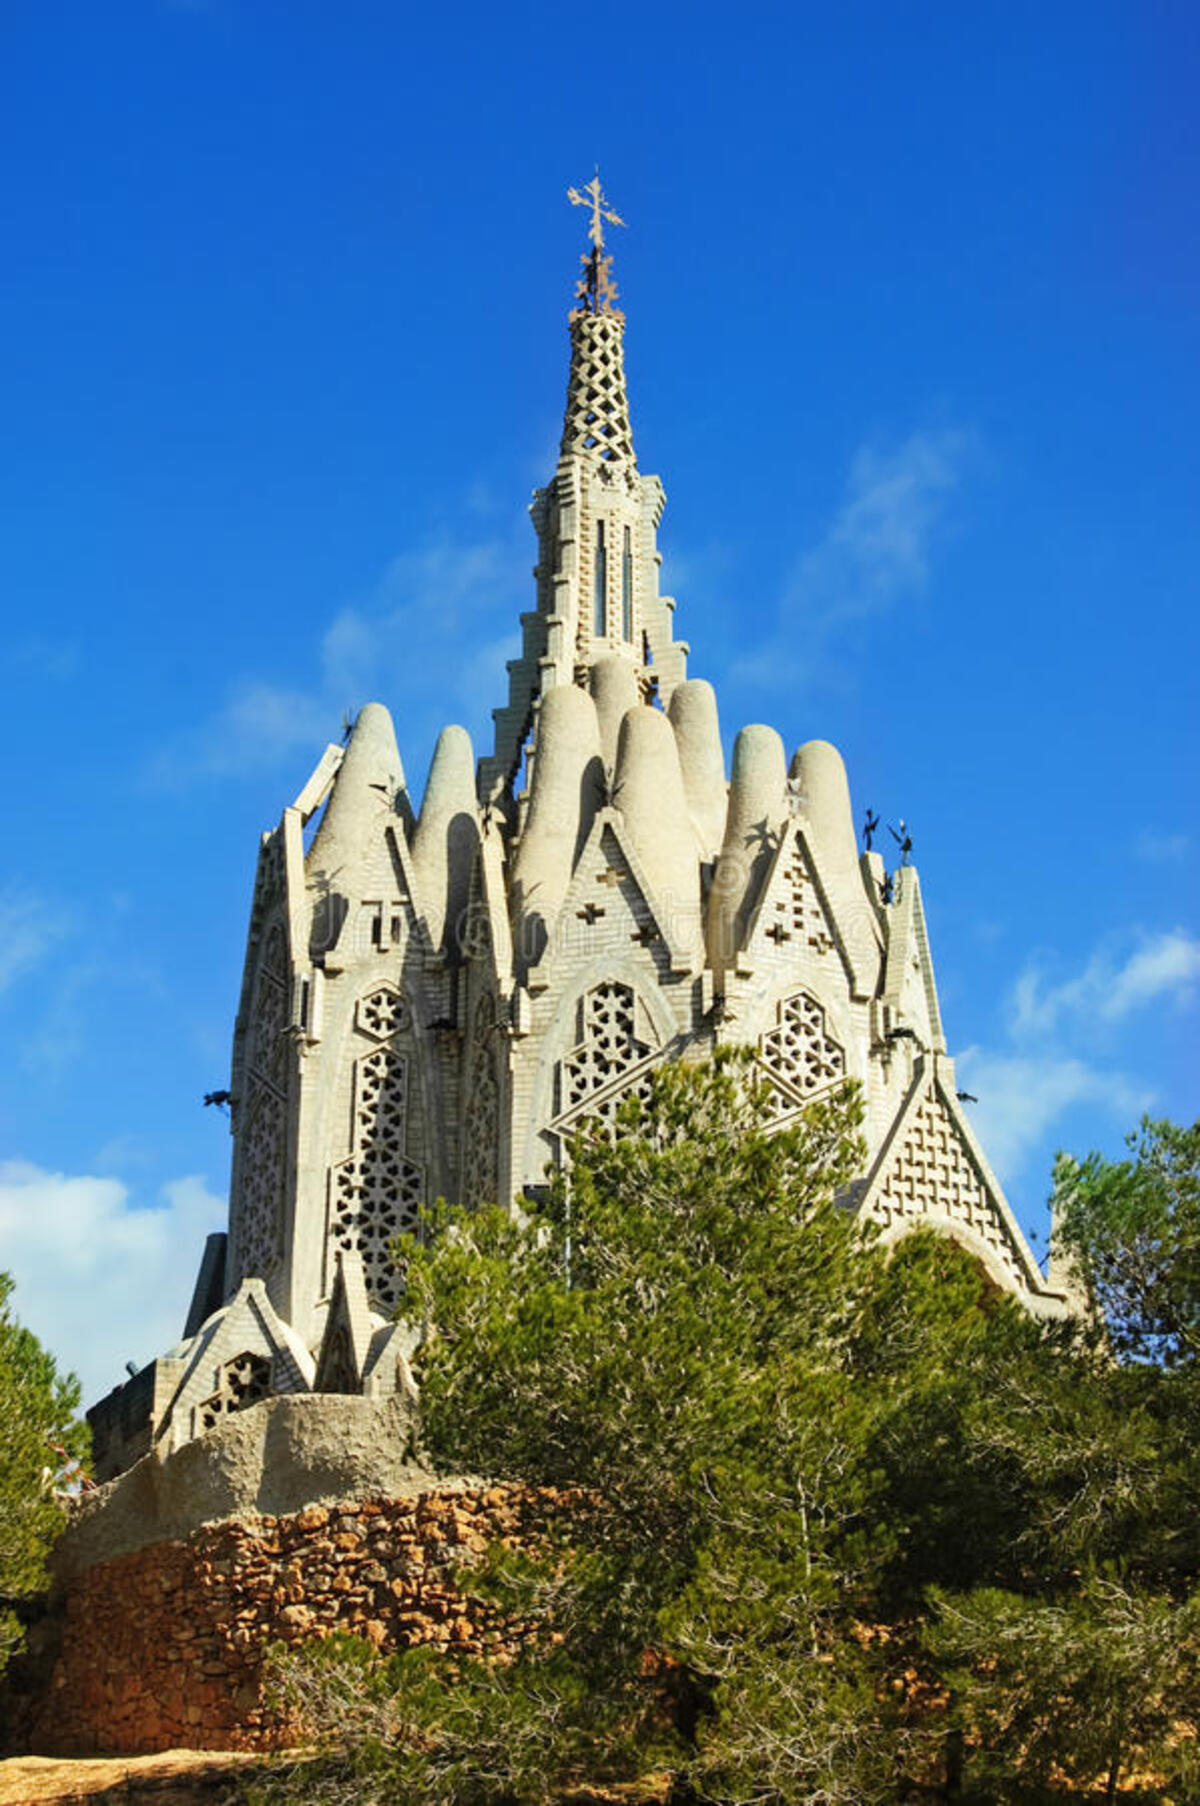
4;1484;560;1757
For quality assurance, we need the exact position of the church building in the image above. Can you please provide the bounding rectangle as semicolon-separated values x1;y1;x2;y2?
88;184;1072;1481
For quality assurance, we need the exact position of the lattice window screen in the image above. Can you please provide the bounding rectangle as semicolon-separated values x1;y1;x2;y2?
356;985;408;1041
560;981;651;1113
757;990;846;1112
462;994;500;1207
551;980;661;1148
198;1351;271;1433
235;922;290;1281
329;1034;424;1314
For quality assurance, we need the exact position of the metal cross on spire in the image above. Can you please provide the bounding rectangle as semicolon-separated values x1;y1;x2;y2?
567;172;626;250
567;171;626;318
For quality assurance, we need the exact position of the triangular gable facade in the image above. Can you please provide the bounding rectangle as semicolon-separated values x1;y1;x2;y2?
881;865;945;1052
314;1250;379;1394
742;823;865;998
857;1057;1047;1298
157;1278;316;1454
534;813;696;988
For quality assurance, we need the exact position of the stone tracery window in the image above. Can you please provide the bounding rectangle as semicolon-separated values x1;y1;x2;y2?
462;993;500;1207
197;1350;271;1433
560;980;651;1113
757;989;846;1111
550;980;661;1148
236;1085;287;1280
234;921;290;1282
356;984;407;1042
330;1042;424;1313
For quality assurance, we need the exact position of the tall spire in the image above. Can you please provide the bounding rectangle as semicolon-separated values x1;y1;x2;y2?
481;181;688;798
561;173;635;472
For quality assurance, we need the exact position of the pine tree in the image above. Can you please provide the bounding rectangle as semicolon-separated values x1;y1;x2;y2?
255;1090;1200;1803
0;1272;86;1669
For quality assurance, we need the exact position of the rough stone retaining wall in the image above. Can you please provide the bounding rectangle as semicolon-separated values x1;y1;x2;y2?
4;1484;557;1756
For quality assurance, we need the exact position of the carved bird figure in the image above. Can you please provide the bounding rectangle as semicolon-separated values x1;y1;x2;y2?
889;820;914;863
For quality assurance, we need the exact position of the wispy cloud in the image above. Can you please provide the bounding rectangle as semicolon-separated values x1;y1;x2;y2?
734;426;974;688
22;955;165;1077
955;925;1197;1187
1133;829;1190;863
0;885;72;998
0;1162;225;1406
149;682;332;784
147;531;525;790
956;1049;1151;1184
1010;928;1200;1039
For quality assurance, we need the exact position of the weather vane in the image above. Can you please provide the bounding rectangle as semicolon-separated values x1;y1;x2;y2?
567;170;626;318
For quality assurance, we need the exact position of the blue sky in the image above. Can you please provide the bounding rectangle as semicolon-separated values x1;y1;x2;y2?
1;0;1196;1404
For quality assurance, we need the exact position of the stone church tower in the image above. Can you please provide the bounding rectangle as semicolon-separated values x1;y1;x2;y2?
88;188;1071;1480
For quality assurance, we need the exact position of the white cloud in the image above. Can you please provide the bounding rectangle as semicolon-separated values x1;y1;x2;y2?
953;925;1196;1187
147;531;524;790
1133;829;1190;863
734;427;974;688
955;1049;1151;1186
0;1162;225;1410
0;885;72;998
147;681;334;785
1011;929;1200;1039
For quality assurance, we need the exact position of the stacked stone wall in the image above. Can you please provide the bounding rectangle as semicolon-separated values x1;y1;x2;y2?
3;1484;557;1757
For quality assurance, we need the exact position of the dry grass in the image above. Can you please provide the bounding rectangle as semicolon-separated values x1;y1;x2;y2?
0;1749;261;1804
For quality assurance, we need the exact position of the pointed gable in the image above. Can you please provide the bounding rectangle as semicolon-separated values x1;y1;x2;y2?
744;824;859;993
882;865;945;1052
536;813;694;987
156;1278;316;1454
858;1062;1044;1295
314;1251;378;1394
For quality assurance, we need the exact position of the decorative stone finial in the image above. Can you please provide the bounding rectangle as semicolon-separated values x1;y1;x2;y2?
568;171;625;319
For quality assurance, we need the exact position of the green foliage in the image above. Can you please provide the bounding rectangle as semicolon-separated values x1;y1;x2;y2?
254;1629;666;1806
256;1080;1200;1803
925;1115;1200;1802
926;1579;1200;1803
1050;1115;1200;1367
0;1271;86;1669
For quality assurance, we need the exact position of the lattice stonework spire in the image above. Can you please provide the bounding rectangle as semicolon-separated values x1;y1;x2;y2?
480;180;689;798
560;310;636;470
563;174;635;470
